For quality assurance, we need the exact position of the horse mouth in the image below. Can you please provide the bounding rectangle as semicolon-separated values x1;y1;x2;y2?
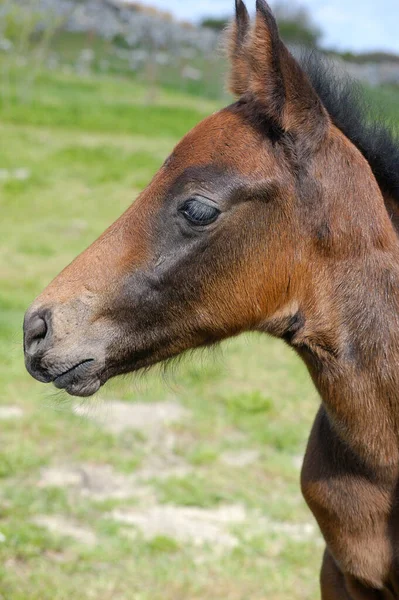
52;359;101;397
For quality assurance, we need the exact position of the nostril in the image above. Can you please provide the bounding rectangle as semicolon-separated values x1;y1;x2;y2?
24;313;49;357
30;316;47;340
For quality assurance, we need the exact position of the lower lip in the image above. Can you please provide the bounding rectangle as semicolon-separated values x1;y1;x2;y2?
59;377;101;398
53;360;95;390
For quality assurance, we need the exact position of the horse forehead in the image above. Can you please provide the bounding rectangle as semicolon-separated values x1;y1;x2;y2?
170;108;267;174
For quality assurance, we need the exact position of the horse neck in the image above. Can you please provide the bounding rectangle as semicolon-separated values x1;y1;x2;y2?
295;246;399;475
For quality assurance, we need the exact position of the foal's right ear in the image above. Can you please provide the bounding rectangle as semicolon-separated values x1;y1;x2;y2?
227;0;329;150
227;0;251;96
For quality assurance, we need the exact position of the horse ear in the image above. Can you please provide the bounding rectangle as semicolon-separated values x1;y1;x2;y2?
226;0;251;96
248;0;329;145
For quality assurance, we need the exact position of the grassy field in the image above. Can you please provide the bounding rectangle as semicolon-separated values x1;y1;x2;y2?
1;67;398;599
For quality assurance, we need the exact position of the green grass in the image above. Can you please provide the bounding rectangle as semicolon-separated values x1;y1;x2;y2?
50;30;228;100
1;65;398;599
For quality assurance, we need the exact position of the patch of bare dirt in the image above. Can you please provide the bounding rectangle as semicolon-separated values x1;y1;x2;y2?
39;400;192;501
0;406;23;419
73;400;189;435
109;504;247;549
32;515;97;546
292;455;304;470
39;455;190;502
220;449;260;468
38;464;152;501
261;517;318;542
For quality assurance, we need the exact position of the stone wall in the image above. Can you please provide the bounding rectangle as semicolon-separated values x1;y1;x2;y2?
6;0;399;88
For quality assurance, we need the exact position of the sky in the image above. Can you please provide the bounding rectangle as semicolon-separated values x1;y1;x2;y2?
136;0;399;54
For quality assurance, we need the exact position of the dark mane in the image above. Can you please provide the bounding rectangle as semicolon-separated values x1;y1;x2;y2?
300;52;399;204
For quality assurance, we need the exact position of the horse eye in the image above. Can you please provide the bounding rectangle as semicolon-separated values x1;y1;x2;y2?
179;198;220;226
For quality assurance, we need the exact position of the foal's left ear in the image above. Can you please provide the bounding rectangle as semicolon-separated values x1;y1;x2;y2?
227;0;251;96
228;0;329;148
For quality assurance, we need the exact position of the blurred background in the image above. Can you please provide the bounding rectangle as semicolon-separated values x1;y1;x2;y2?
0;1;398;599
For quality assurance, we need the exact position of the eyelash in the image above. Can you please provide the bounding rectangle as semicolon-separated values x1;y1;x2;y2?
179;199;220;226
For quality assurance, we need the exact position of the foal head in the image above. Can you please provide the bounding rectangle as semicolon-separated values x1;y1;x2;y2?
23;0;394;397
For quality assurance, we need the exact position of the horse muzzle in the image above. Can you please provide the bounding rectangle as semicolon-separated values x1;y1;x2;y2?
23;303;108;397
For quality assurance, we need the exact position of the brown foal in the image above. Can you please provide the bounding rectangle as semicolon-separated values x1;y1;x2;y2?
23;1;399;597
